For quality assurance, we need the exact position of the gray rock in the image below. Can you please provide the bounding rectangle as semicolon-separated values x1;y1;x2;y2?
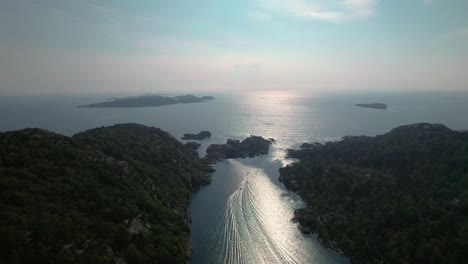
115;258;127;264
128;217;151;235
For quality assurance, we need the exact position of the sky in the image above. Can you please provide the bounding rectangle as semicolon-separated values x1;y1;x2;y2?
0;0;467;95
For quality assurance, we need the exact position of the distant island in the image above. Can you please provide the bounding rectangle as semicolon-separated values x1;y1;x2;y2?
78;94;214;108
0;124;213;263
182;131;211;140
355;103;387;109
280;123;468;263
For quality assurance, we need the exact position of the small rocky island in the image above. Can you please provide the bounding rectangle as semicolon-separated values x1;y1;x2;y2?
355;103;387;109
78;94;214;108
205;136;272;163
182;131;211;140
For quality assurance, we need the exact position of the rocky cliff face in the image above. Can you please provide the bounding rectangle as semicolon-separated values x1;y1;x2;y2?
0;123;213;264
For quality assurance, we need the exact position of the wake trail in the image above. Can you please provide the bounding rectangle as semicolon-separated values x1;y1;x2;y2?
211;164;301;264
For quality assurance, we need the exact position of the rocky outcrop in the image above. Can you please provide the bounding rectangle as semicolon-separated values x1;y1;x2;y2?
182;131;211;140
205;136;272;163
127;216;151;235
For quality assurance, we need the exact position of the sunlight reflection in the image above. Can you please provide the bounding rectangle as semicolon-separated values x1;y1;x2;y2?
211;159;348;264
231;91;317;167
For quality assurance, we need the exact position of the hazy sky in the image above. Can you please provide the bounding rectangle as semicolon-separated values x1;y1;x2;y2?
1;0;467;95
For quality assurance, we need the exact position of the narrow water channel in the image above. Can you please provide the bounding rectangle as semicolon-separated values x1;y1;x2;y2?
189;150;350;264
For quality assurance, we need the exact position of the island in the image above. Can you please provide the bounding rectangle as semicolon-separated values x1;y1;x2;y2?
182;131;212;140
0;124;213;264
355;103;387;109
279;123;468;263
205;136;272;163
78;94;214;108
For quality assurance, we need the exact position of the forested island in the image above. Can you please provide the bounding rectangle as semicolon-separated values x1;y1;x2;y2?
280;123;468;263
181;131;211;140
205;136;272;163
0;124;213;264
78;95;214;108
355;103;387;109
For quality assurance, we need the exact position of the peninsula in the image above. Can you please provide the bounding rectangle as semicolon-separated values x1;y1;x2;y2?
0;124;213;263
280;123;467;263
78;94;214;108
355;103;387;109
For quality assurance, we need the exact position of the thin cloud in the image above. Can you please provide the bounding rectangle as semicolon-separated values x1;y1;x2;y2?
345;0;377;17
446;28;468;40
89;4;114;13
255;0;378;22
258;0;344;22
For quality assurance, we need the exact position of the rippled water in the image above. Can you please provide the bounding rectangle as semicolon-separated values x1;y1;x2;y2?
1;91;468;264
215;164;309;264
191;157;348;264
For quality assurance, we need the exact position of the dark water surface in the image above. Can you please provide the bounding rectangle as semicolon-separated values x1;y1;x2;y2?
2;91;468;263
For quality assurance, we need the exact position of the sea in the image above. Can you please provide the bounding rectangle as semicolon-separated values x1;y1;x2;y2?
1;91;468;264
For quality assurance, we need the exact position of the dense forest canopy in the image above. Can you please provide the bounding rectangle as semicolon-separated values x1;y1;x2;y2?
280;123;468;263
0;124;212;264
